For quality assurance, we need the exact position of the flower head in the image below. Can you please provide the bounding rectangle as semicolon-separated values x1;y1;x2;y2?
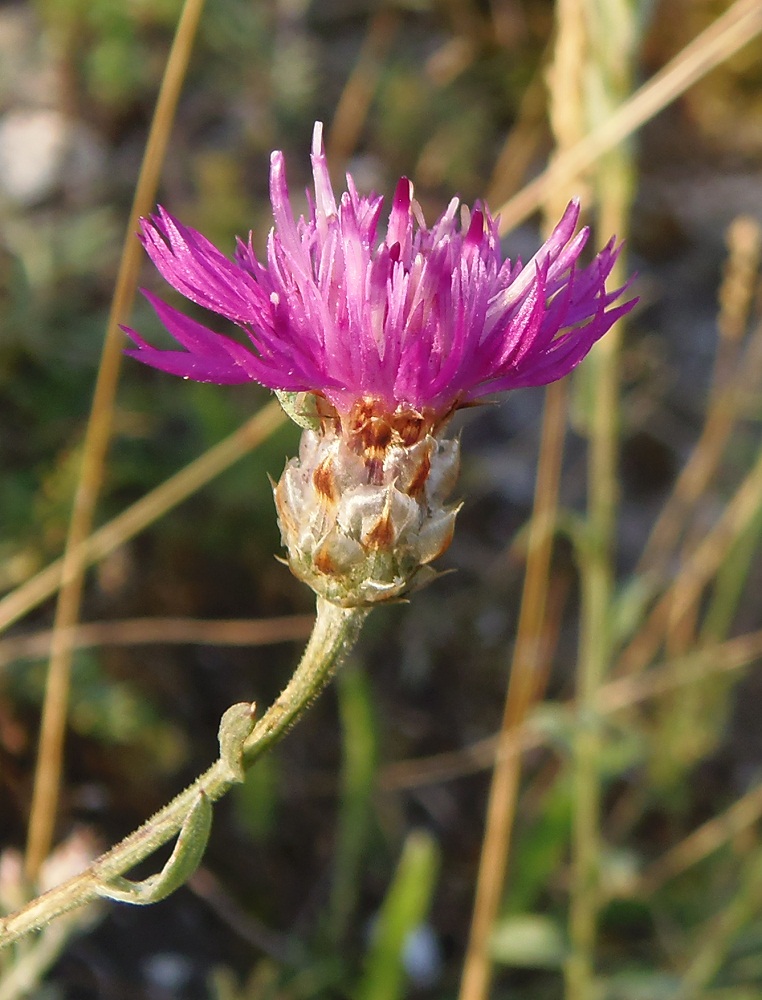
125;123;636;607
125;122;635;425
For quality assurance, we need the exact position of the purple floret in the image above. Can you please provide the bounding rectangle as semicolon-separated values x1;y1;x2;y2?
125;122;636;416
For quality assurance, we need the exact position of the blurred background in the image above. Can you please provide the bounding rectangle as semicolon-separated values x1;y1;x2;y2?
2;0;762;997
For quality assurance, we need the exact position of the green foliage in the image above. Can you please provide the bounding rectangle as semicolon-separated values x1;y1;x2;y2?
508;773;573;916
490;913;567;969
4;652;186;773
35;0;181;106
328;665;378;940
234;748;280;844
355;830;440;1000
601;970;683;1000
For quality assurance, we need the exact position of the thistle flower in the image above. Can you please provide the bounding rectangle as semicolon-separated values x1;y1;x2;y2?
125;122;636;606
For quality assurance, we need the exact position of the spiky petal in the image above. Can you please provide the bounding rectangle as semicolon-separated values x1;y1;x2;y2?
125;122;635;419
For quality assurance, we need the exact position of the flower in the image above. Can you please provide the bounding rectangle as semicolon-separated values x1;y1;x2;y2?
125;122;635;424
125;123;636;606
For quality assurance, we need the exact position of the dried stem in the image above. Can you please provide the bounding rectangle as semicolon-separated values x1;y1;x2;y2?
495;0;762;233
639;782;762;896
458;382;568;1000
24;0;208;882
675;845;762;998
617;443;762;676
325;8;399;165
484;53;550;208
0;401;286;637
638;218;761;578
459;2;591;993
379;628;762;793
0;614;314;671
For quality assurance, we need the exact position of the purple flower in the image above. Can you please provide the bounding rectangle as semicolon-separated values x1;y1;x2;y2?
125;122;635;420
124;123;639;606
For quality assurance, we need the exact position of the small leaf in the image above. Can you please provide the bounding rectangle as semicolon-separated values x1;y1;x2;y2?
275;390;322;430
96;791;212;905
609;575;660;648
602;970;682;1000
490;913;567;969
356;830;440;1000
218;702;257;783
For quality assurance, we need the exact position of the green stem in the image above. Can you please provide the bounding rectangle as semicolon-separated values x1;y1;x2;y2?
676;846;762;998
0;597;368;949
565;1;637;992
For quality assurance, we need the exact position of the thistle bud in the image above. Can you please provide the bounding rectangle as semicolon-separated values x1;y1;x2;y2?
274;397;460;607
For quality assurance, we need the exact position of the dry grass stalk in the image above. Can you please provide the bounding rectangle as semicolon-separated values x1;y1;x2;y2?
0;614;315;671
638;782;762;895
675;843;762;998
24;0;209;882
325;8;399;166
0;401;286;637
495;0;762;233
458;382;568;1000
639;218;762;577
378;627;762;792
458;2;588;995
618;443;762;676
485;59;550;208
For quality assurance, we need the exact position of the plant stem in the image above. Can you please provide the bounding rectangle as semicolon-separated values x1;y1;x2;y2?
495;0;762;233
566;0;636;992
675;846;762;998
458;380;567;1000
0;402;286;637
24;0;209;883
458;1;586;992
1;598;367;949
566;253;625;1000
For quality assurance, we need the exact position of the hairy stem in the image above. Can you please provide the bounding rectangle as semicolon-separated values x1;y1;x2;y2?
1;598;367;949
